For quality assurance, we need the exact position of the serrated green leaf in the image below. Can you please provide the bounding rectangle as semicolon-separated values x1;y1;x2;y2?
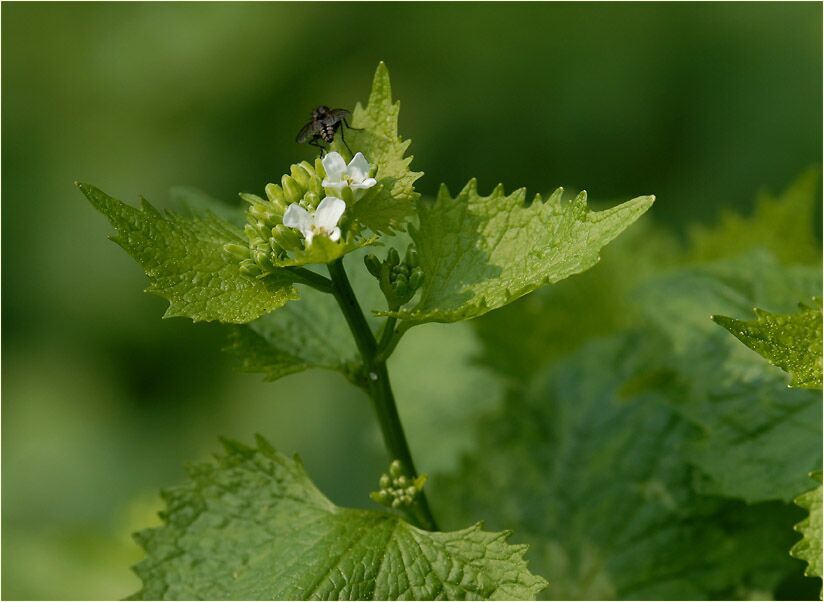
791;472;823;597
132;436;547;600
635;251;822;503
713;299;822;389
688;170;821;264
79;183;298;323
387;180;654;324
168;185;247;229
436;334;804;600
472;215;680;382
335;62;422;234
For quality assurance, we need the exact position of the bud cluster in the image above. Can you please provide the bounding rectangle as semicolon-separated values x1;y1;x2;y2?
223;159;329;277
370;460;427;510
364;245;424;310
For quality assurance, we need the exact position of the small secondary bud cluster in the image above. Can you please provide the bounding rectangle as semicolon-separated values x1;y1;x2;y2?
364;245;424;310
223;160;329;277
370;460;427;510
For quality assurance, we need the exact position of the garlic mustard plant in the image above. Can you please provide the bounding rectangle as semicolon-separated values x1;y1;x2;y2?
78;62;654;601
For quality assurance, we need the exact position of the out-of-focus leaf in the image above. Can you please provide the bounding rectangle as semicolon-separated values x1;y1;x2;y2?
635;251;822;503
435;334;803;600
790;472;823;598
688;170;821;264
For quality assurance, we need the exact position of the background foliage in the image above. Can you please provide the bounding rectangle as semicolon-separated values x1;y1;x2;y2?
2;3;821;599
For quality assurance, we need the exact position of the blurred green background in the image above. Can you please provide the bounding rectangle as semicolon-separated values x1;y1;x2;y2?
2;3;821;599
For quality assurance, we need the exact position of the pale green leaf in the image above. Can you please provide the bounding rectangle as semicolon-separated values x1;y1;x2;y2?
436;334;804;600
791;472;823;597
635;251;822;503
472;215;679;382
388;180;654;324
713;299;822;389
335;62;422;234
688;170;821;264
132;436;547;600
225;283;359;383
79;183;297;323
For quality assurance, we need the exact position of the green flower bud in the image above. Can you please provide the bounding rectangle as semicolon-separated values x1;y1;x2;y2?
272;224;303;252
387;247;400;268
239;192;267;207
369;491;390;506
397;476;409;488
391;499;402;509
290;163;312;189
405;246;419;268
389;460;403;478
281;175;303;204
406;486;417;497
223;243;250;260
239;259;261;277
364;254;382;278
308;175;323;198
379;474;391;490
265;183;285;205
394;280;409;299
303;191;320;209
409;268;424;290
252;248;270;265
269;238;285;255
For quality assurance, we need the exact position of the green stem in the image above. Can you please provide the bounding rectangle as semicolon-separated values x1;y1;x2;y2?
375;319;409;363
377;316;398;353
328;258;439;532
286;266;334;293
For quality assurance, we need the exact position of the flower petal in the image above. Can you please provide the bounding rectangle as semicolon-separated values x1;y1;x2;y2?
351;177;378;190
283;203;311;234
314;196;346;231
321;179;346;190
347;152;371;181
321;152;347;182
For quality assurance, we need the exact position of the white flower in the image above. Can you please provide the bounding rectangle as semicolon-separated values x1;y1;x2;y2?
322;151;377;193
282;196;346;246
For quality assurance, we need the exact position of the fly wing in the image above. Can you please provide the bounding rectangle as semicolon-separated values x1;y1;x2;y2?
295;120;317;143
330;108;352;123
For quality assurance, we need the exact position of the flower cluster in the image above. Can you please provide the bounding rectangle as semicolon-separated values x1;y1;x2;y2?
364;245;424;310
226;152;377;274
370;460;427;510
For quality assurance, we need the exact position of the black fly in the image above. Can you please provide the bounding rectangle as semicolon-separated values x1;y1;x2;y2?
296;106;358;155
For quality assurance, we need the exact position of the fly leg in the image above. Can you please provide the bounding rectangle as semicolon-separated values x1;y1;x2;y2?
309;137;327;157
343;119;363;132
337;126;354;156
